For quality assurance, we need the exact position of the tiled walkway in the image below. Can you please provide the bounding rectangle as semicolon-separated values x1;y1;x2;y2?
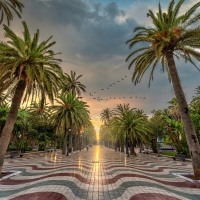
1;146;200;200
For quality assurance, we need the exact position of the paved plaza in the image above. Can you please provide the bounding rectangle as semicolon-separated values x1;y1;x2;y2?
0;146;200;200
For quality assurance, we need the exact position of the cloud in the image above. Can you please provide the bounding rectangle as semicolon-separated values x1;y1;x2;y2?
1;0;200;129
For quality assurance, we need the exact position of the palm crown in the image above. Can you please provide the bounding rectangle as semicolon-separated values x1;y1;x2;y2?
0;0;24;25
51;92;90;130
62;71;86;97
0;21;63;103
126;0;200;86
100;108;113;124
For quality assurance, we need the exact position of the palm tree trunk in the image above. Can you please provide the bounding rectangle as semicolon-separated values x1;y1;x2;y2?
68;126;73;153
166;52;200;179
54;140;57;150
0;80;26;174
130;142;136;155
139;141;143;153
78;131;81;151
62;120;67;155
121;143;124;153
62;132;67;154
115;141;117;151
74;134;78;151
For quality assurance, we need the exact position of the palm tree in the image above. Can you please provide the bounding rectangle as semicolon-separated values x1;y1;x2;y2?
62;71;86;97
113;105;151;155
0;0;24;25
168;98;181;121
51;92;90;154
126;0;200;179
61;71;87;151
190;86;200;114
29;101;50;122
0;21;63;174
100;108;113;125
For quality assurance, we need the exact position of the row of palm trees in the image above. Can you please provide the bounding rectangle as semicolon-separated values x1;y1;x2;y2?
100;105;151;155
0;68;96;160
100;86;200;179
1;0;200;180
100;87;200;155
0;0;95;173
0;93;96;152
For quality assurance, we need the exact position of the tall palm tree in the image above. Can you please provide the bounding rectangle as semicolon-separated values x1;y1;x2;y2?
100;108;113;125
61;71;87;151
62;71;86;97
51;92;90;154
126;0;200;179
0;21;63;174
0;0;24;25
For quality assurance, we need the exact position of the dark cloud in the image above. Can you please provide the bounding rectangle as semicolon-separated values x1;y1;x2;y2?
104;2;125;19
1;0;199;120
9;0;138;65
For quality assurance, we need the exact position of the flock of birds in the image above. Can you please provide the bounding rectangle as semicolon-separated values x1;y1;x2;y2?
87;75;146;102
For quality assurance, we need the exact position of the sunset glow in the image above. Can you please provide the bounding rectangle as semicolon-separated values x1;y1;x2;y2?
92;120;102;141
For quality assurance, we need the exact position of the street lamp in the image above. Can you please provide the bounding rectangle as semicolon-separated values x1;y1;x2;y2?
66;127;71;156
126;132;130;157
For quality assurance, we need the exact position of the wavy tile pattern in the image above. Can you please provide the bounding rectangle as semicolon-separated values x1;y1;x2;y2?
1;146;200;200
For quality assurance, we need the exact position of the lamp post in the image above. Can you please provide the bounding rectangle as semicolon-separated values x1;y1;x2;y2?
66;127;71;156
126;132;130;157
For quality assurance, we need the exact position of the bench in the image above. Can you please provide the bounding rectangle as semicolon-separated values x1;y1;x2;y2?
173;154;185;162
10;151;23;159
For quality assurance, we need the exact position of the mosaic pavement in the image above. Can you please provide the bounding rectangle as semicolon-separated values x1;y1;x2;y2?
1;146;200;200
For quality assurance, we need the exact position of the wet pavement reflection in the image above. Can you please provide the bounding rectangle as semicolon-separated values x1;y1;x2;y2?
1;145;199;200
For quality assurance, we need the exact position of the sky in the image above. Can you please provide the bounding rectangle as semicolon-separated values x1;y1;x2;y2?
2;0;200;136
